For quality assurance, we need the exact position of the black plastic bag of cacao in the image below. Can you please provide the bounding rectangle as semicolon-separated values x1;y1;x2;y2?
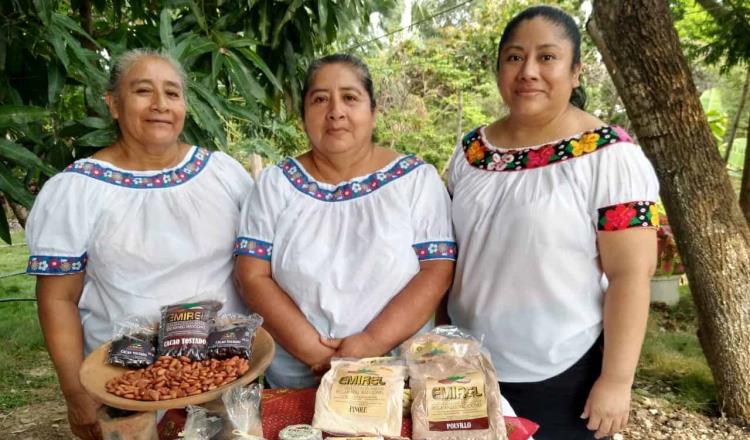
207;313;263;360
107;316;158;369
158;300;222;361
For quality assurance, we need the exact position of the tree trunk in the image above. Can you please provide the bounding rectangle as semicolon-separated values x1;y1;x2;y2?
8;200;27;229
740;111;750;223
591;0;750;421
724;67;750;164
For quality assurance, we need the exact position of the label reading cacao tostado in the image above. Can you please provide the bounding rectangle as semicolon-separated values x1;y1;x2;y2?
158;300;221;361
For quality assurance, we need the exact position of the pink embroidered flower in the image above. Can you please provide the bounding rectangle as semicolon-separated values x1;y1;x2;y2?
603;204;637;231
526;146;555;168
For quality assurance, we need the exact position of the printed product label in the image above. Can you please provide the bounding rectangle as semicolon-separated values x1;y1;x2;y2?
426;370;489;431
329;365;394;418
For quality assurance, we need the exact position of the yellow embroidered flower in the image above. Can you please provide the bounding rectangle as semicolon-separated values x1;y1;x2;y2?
570;132;601;156
649;204;660;227
466;140;486;164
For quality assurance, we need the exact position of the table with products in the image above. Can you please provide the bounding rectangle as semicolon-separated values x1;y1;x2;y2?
156;387;538;440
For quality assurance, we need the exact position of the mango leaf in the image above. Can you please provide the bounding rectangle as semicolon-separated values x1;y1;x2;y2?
237;47;283;91
0;105;49;127
272;0;304;48
187;0;208;32
75;128;118;147
47;61;66;105
224;51;267;103
160;9;175;50
78;117;111;129
0;162;35;208
0;139;58;176
0;199;10;245
47;29;70;71
33;0;53;27
187;91;227;147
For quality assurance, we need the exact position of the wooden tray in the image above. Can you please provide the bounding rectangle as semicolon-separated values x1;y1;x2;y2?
80;327;274;411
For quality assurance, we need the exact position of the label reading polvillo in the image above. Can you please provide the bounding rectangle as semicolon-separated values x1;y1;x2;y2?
426;370;489;431
330;365;396;418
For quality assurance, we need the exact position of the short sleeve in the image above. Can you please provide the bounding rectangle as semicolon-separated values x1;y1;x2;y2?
26;174;94;275
210;151;254;207
409;164;457;261
234;165;287;261
589;138;660;232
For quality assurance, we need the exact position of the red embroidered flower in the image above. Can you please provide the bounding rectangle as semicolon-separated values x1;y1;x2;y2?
603;204;637;231
526;146;555;168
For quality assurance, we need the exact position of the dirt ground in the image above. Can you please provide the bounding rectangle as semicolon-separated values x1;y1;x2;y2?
2;391;749;439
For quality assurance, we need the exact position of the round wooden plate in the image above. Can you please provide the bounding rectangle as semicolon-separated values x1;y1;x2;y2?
80;327;274;411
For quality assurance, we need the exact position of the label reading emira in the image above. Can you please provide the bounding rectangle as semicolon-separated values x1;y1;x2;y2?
426;370;489;431
330;366;397;418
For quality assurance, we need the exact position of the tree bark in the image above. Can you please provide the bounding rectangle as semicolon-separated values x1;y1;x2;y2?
590;1;750;421
740;111;750;223
8;200;27;229
724;67;750;164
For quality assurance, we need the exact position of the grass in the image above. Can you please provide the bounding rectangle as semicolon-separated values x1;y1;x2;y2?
0;230;59;412
638;284;717;414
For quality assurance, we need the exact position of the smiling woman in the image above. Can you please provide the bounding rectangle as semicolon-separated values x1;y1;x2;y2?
24;49;253;439
233;54;456;389
444;5;659;440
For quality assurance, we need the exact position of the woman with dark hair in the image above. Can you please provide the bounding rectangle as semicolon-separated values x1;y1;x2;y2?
26;49;252;439
445;6;658;439
234;54;456;388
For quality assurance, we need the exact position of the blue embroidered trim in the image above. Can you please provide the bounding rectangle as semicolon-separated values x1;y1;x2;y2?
234;237;272;261
413;241;458;261
63;147;211;188
27;253;88;275
278;155;424;202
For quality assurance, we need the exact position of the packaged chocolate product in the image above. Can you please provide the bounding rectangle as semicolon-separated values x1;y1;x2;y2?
207;313;263;360
158;300;222;361
312;357;406;438
403;326;507;440
107;316;157;369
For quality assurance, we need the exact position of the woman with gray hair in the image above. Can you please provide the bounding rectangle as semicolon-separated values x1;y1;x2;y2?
25;49;252;439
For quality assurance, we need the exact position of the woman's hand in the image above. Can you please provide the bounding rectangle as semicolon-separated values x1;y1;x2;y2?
581;376;632;439
320;331;387;360
65;390;102;440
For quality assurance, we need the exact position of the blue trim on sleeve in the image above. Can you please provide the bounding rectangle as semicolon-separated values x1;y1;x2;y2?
27;253;88;275
234;237;273;261
413;241;457;261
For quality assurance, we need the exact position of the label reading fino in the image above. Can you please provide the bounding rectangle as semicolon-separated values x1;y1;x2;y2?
426;370;489;431
329;366;394;418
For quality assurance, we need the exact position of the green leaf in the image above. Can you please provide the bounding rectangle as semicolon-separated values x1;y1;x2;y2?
160;8;175;50
0;162;35;208
317;0;329;41
225;52;267;103
0;139;58;176
237;47;283;91
33;0;53;27
48;28;70;71
187;91;227;147
210;51;224;89
0;198;10;245
258;1;270;43
187;0;208;32
52;14;99;47
0;105;49;127
47;61;66;105
75;128;118;147
78;117;111;129
272;0;304;47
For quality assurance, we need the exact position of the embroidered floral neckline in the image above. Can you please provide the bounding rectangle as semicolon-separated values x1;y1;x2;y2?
279;155;424;202
63;147;211;188
463;125;632;171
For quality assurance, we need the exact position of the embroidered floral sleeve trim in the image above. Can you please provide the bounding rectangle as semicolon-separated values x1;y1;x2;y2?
63;147;211;188
597;201;659;231
278;155;425;202
413;241;458;261
234;237;273;261
27;253;88;275
463;125;633;172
